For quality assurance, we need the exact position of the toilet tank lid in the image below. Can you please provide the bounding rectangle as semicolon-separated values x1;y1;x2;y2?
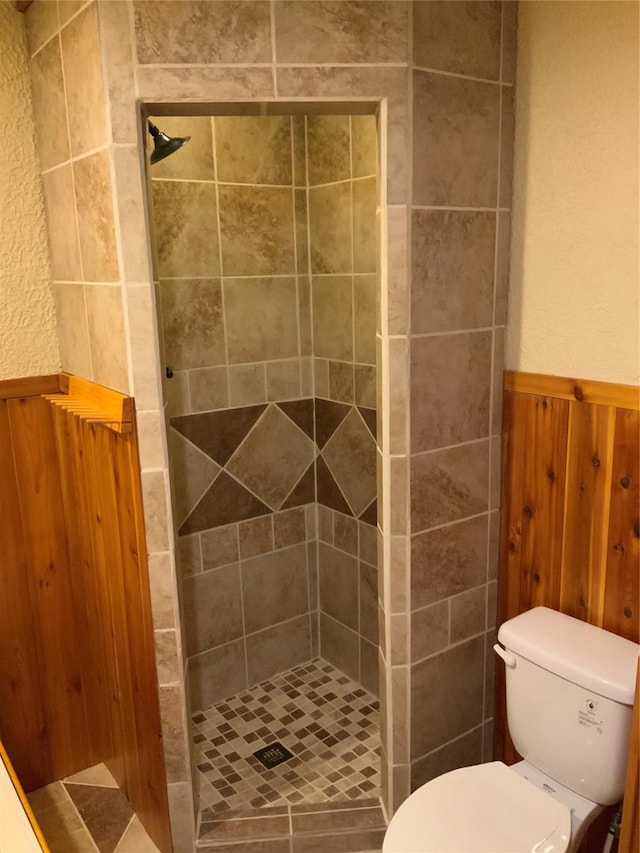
498;607;640;705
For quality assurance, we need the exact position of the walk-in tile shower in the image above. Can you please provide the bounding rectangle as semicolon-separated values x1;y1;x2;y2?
146;110;380;834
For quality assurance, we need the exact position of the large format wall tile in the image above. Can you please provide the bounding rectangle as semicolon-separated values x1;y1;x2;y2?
413;70;500;208
73;152;120;282
352;115;378;179
182;565;243;655
29;38;69;171
137;66;275;102
354;276;376;364
353;178;377;273
411;210;495;334
410;332;491;452
307;116;351;186
500;86;515;208
410;441;489;532
133;0;272;65
52;283;92;378
84;285;129;392
246;616;311;685
152;180;220;278
189;640;247;711
160;279;225;370
218;185;295;276
318;542;359;631
151;116;214;181
224;277;299;363
319;613;359;684
61;3;107;157
312;276;353;361
274;1;409;64
241;544;309;634
308;182;353;274
410;515;488;610
215;116;292;185
410;635;484;760
24;0;58;55
411;440;489;533
413;1;501;81
410;726;483;791
41;165;82;281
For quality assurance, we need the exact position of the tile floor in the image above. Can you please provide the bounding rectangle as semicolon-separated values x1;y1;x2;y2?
27;763;160;853
193;658;381;839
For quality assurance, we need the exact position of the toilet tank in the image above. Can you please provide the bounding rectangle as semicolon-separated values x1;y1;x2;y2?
497;607;639;805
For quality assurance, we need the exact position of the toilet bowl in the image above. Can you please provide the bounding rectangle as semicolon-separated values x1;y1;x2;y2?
382;760;601;853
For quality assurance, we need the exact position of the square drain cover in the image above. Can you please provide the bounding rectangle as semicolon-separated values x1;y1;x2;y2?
253;742;293;769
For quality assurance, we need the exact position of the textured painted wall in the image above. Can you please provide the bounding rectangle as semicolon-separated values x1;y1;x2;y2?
0;4;59;379
507;1;640;385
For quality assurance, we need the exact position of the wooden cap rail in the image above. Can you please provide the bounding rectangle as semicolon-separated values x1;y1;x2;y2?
0;374;133;433
505;371;640;411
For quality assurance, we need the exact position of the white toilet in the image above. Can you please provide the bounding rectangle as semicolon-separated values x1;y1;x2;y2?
383;606;639;853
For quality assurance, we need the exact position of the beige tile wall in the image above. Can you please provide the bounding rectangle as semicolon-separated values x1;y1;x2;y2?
309;115;377;408
27;1;129;393
317;506;379;694
25;2;515;846
151;115;312;416
148;115;318;713
405;0;516;798
150;112;379;705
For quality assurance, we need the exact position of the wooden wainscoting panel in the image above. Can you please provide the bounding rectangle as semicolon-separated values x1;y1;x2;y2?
500;391;569;618
603;409;640;642
0;402;51;791
7;397;91;780
497;373;640;792
559;403;616;626
0;375;172;853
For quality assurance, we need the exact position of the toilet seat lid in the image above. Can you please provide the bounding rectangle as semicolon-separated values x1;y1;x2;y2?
383;761;571;853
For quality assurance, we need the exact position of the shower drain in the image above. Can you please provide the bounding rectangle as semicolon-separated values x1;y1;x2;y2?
253;742;294;769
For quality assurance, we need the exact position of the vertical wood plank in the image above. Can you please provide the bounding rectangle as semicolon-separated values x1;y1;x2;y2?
0;402;51;791
85;422;139;793
559;403;616;626
495;391;523;763
603;409;640;643
499;391;526;624
51;406;114;767
518;395;569;612
7;397;91;780
112;429;172;852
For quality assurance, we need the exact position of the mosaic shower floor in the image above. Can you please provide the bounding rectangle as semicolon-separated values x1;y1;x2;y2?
193;658;381;821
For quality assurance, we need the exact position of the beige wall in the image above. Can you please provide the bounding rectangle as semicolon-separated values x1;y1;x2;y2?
507;0;640;386
0;3;59;380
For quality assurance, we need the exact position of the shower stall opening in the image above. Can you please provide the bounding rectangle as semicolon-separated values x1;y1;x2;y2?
144;106;383;840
